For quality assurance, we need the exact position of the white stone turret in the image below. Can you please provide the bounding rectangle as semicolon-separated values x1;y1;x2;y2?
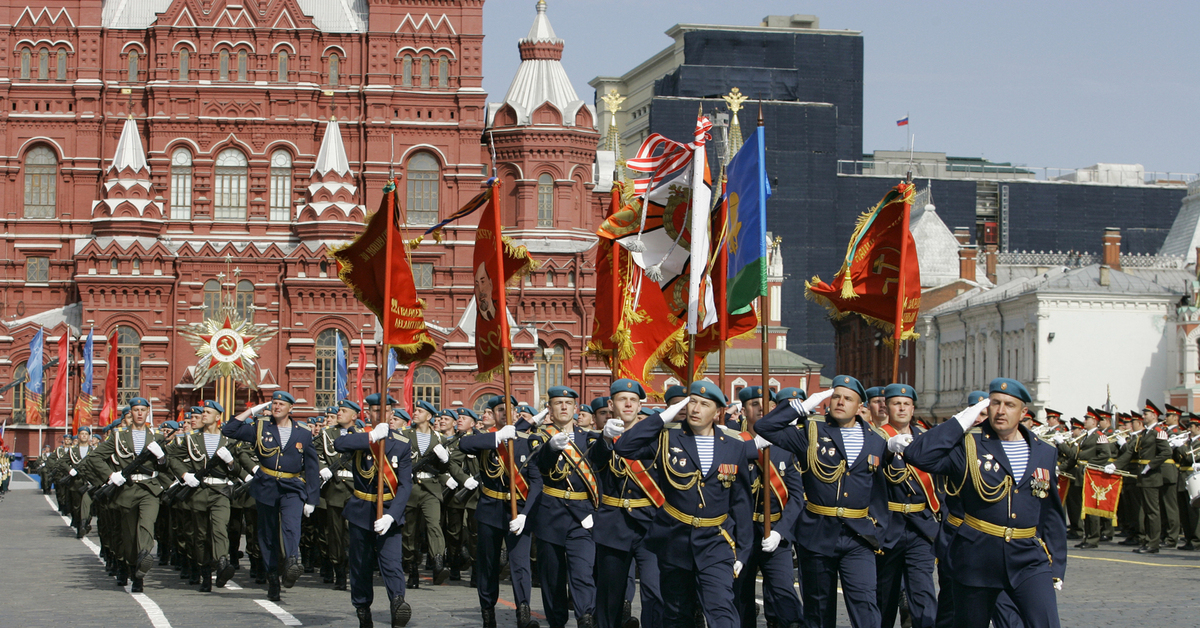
91;117;163;237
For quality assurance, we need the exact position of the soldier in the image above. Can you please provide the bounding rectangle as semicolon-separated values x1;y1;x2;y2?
221;391;320;601
577;404;595;430
1173;415;1200;550
534;386;599;628
446;408;483;583
63;426;95;538
663;385;688;406
591;396;612;425
318;399;360;590
402;399;453;587
865;386;888;429
1107;401;1171;553
335;412;415;627
757;377;889;628
1159;403;1184;547
81;397;171;592
232;430;266;584
1065;410;1113;549
459;395;544;628
902;378;1066;628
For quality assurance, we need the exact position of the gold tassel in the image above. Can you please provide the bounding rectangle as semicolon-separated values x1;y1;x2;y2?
431;229;444;243
839;266;856;299
408;235;424;249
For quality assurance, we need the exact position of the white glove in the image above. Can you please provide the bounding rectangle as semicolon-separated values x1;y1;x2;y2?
464;477;479;490
549;431;570;451
319;467;333;481
659;397;691;424
509;514;527;535
733;560;743;578
1115;435;1127;447
1051;432;1068;444
888;433;913;454
799;388;835;415
1142;464;1151;475
68;468;78;477
183;472;200;488
146;441;165;459
495;424;517;445
530;408;549;426
109;471;126;487
1103;463;1116;475
1170;435;1188;448
603;419;625;439
446;477;459;491
754;435;771;450
761;530;782;553
433;443;449;463
244;474;254;483
581;514;594;530
369;423;390;443
251;401;272;416
1053;579;1063;591
374;514;394;534
953;399;992;432
251;465;260;475
303;503;315;517
216;447;234;464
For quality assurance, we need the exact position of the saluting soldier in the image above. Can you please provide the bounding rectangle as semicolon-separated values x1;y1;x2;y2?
613;382;752;628
1107;400;1171;554
319;399;360;590
756;377;889;628
222;391;320;601
401;399;453;587
902;378;1066;628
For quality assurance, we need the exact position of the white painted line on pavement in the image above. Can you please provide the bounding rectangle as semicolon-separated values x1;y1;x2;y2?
256;599;303;626
224;580;243;590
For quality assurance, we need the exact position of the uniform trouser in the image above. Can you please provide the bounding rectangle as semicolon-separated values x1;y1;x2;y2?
192;488;232;565
799;534;880;628
476;520;533;608
325;505;349;565
660;560;738;628
1083;513;1105;545
1159;480;1180;543
876;526;936;628
256;492;304;573
537;528;597;626
236;505;262;560
175;504;192;559
75;491;93;526
1137;485;1162;549
120;484;161;566
934;559;1024;628
348;521;407;607
735;538;801;628
952;572;1059;628
445;502;468;562
402;487;445;566
1064;483;1083;534
1180;490;1200;545
596;538;662;628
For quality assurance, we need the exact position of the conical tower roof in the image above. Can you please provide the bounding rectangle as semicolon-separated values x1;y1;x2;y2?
108;117;148;174
313;117;351;177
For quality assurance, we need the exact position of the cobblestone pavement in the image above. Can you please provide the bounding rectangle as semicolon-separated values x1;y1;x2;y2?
4;477;1199;627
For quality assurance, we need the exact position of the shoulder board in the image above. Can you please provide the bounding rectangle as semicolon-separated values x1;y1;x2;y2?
718;426;749;440
517;432;535;440
869;426;889;441
389;433;409;444
668;422;683;430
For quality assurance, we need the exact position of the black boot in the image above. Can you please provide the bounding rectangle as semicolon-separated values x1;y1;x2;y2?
302;547;315;574
481;607;497;628
322;559;334;583
158;547;170;566
116;562;129;587
105;555;115;576
282;555;303;589
215;555;236;589
135;549;155;579
356;605;373;628
516;603;540;628
334;563;348;591
267;571;281;602
407;561;420;589
253;557;267;584
130;576;144;593
180;558;191;580
469;569;477;588
390;595;412;627
449;568;461;581
199;568;213;592
622;599;639;628
431;555;449;586
577;615;596;628
188;560;202;585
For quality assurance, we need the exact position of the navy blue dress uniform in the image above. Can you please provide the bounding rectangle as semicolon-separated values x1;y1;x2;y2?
613;382;753;628
756;376;890;628
533;386;599;628
334;422;414;627
875;384;939;628
590;379;664;628
459;394;545;628
904;378;1067;628
221;391;320;598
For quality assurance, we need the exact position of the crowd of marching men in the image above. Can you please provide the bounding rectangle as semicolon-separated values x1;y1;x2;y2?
36;374;1200;628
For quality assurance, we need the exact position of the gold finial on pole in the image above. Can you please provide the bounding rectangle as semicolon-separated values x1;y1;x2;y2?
723;88;748;118
600;89;626;128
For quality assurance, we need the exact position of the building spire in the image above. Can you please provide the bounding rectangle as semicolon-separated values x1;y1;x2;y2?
600;89;626;179
722;88;748;158
108;117;148;174
313;117;351;177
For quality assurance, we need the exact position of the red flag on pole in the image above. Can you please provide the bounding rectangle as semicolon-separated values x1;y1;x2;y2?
47;332;69;428
97;336;119;426
1082;467;1122;522
472;180;537;381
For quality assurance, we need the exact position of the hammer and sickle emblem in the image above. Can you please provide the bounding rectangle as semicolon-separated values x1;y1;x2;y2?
218;336;237;354
872;248;901;294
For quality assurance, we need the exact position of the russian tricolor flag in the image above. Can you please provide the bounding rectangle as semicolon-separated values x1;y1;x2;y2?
896;116;909;127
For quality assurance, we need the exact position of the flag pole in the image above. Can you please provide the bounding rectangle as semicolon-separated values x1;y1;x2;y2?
756;104;771;538
717;171;729;393
610;181;623;385
490;178;519;521
892;174;913;383
375;178;401;520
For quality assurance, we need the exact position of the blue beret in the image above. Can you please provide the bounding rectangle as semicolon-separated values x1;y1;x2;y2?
338;399;361;414
203;400;225;414
456;408;479;421
129;397;150;408
392;408;412;422
517;405;536;416
638;408;652;416
121;406;131;417
883;384;916;404
689;381;727;407
414;400;439;416
989;378;1031;404
663;385;688;403
589;397;610;412
77;425;92;434
610;379;646;400
776;387;807;402
272;391;295;404
737;386;776;405
578;404;593;414
865;386;886;400
831;375;867;402
189;406;203;415
547;386;579;400
365;393;399;406
294;420;307;428
439;409;457;419
354;419;366;429
326;406;339;414
160;421;179;430
967;390;988;405
487;395;518;411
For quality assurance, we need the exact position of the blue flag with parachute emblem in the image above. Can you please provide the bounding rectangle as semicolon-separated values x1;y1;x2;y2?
724;127;771;314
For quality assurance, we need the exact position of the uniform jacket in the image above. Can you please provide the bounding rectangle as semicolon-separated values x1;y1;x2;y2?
588;416;664;552
400;427;452;499
745;438;805;546
533;424;599;545
165;431;238;501
319;426;355;509
82;425;170;500
905;419;1067;588
459;429;544;531
880;424;940;547
333;429;413;531
1113;427;1170;488
1155;424;1182;484
447;429;483;509
222;415;320;506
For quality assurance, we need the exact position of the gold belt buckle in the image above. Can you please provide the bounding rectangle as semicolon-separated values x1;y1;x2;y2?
564;491;573;499
904;504;914;514
836;507;845;517
1004;527;1014;542
691;516;701;527
623;498;631;509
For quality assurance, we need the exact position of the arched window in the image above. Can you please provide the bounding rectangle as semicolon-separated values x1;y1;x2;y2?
116;326;141;406
472;394;492;416
202;279;222;316
23;146;57;218
413;365;441;408
127;51;138;82
12;361;29;423
277;51;288;81
235;280;255;321
38;48;49;79
170;147;193;220
237;50;247;82
438;56;448;88
405;152;439;225
419;55;430;88
402;55;412;86
535;343;566;405
537;173;554;227
545;270;556;287
56;50;66;80
315;329;349;409
178;49;189;80
269;150;292;221
567;271;576;287
328;53;339;86
213;148;248;220
219;50;230;81
20;49;30;79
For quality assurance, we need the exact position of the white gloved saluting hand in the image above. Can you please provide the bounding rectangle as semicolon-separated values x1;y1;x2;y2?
659;397;691;425
887;433;913;454
952;398;992;432
529;408;549;426
798;388;835;416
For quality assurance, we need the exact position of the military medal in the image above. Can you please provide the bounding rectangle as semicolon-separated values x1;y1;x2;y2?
718;463;737;487
1031;468;1050;498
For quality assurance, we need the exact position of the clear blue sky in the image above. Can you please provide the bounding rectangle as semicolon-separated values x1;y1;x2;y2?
481;0;1198;176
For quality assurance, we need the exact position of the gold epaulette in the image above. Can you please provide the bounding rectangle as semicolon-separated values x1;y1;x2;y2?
719;426;745;439
389;432;409;444
869;425;890;441
668;422;683;430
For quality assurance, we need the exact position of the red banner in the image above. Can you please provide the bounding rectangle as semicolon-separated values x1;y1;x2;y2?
1057;474;1071;505
472;181;537;381
73;393;93;433
97;339;119;427
1082;467;1123;522
47;332;69;428
806;183;921;343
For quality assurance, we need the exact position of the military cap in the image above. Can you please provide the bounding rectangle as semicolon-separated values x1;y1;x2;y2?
326;406;339;415
393;408;412;422
1097;408;1113;419
578;404;593;414
364;393;398;406
1144;399;1162;416
189;406;204;415
338;399;361;414
689;381;727;407
102;418;123;433
1165;403;1183;415
609;379;646;400
456;408;479;421
294;420;308;428
160;421;179;431
638;408;652;416
129;397;150;408
414;400;439;416
121;406;131;417
1185;413;1200;426
354;419;366;429
988;378;1031;404
1068;416;1085;428
517;405;536;416
77;425;92;434
1044;408;1062;419
967;390;989;405
203;400;225;414
440;409;457;420
663;385;688;404
548;386;580;400
272;391;295;404
865;386;886;400
831;375;867;402
487;395;518;411
589;397;610;413
883;383;916;404
776;387;808;402
737;386;776;405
